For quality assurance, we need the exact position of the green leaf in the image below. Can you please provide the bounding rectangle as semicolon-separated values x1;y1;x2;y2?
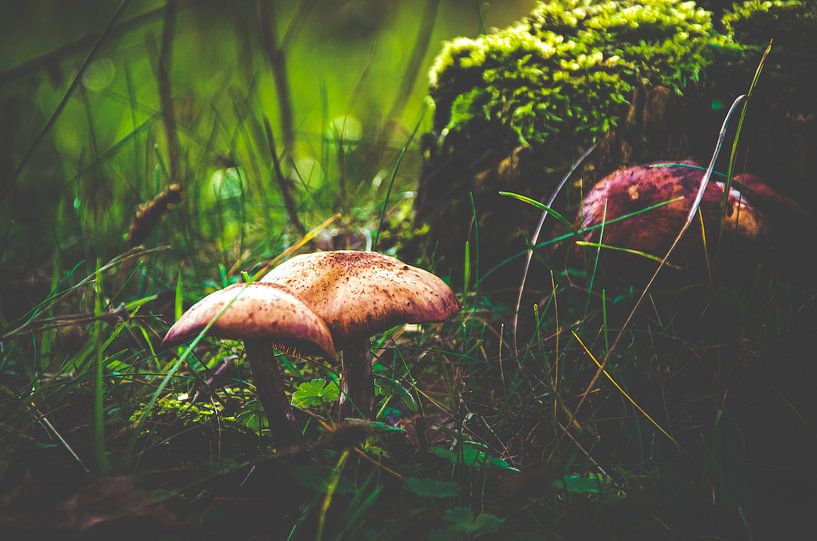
373;374;417;413
291;378;340;408
367;421;407;433
404;477;461;498
553;474;605;494
429;441;518;471
235;400;266;432
106;359;129;373
428;507;505;539
295;464;354;495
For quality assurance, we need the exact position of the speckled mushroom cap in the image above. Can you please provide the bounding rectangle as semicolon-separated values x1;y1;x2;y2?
578;161;771;256
162;282;335;359
260;251;460;344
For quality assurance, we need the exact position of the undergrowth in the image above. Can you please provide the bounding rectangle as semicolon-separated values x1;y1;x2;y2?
1;1;816;540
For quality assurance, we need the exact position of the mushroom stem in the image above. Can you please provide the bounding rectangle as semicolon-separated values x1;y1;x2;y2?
338;338;374;420
244;339;300;446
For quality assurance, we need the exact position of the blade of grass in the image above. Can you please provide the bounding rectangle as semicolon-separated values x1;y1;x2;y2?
316;448;350;541
373;106;425;251
475;0;487;34
252;213;340;280
717;40;773;258
257;0;295;154
584;200;607;316
157;0;180;182
469;192;480;296
335;475;382;540
125;282;254;464
507;143;596;354
336;43;377;213
698;209;713;283
575;241;683;269
174;272;183;321
31;403;90;473
572;331;681;449
498;192;576;233
558;94;747;451
92;259;109;473
476;196;683;287
601;289;609;353
463;240;471;312
281;0;319;50
263;116;306;235
385;0;440;124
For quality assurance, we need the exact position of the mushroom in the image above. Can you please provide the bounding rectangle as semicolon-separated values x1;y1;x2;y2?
163;282;335;446
576;161;812;275
261;250;460;419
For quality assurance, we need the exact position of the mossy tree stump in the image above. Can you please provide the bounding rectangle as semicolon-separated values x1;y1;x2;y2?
412;0;817;292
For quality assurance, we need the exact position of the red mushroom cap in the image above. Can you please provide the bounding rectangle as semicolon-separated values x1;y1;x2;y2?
578;161;770;259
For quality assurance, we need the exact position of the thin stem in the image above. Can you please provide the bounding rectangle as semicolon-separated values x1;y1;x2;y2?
263;117;306;235
385;0;440;125
157;0;180;182
244;339;300;446
338;337;373;420
257;0;294;155
93;260;109;473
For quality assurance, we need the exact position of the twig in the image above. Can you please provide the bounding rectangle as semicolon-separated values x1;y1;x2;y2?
30;403;90;473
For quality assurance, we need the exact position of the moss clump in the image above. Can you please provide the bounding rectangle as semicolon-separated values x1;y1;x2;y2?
130;397;228;427
722;0;817;51
429;0;717;151
130;386;260;434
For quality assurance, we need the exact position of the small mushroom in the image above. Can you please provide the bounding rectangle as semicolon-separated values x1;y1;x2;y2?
261;250;460;419
163;282;335;446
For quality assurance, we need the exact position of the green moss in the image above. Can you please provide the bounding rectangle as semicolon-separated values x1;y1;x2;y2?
722;1;817;50
428;0;813;154
429;0;716;150
130;386;255;433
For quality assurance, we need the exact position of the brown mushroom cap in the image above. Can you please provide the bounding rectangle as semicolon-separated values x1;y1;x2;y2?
260;251;461;343
162;282;335;359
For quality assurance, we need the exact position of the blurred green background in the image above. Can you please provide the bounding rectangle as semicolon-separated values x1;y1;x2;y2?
0;0;530;318
0;0;531;267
